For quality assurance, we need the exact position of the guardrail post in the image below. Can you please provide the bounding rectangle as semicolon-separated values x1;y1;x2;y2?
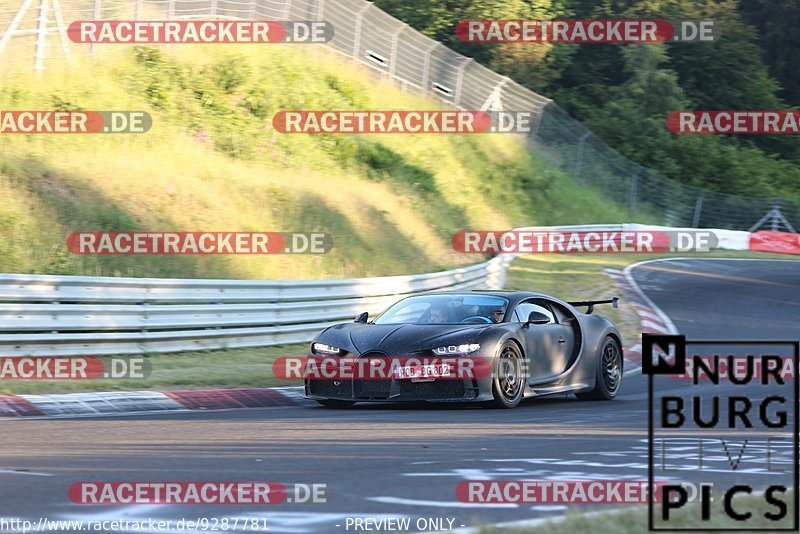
168;0;175;20
315;0;325;20
388;22;407;78
282;0;292;19
454;57;473;108
134;0;142;20
210;0;218;18
573;131;592;179
351;2;372;60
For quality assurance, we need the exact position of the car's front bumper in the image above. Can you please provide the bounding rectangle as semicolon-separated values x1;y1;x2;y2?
302;352;496;403
304;376;493;402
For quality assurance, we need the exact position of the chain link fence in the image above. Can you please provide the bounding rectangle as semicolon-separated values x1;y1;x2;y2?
2;0;797;231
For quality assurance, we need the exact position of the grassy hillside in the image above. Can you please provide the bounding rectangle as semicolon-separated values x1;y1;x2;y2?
0;44;633;280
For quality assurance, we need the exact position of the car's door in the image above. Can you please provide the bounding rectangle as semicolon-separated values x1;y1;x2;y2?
514;299;573;383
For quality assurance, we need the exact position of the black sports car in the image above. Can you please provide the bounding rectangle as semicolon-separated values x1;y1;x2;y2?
304;290;623;408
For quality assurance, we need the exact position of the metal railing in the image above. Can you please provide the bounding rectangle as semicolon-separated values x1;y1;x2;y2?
0;254;510;356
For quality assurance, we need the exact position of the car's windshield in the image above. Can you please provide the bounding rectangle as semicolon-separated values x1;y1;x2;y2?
374;294;509;325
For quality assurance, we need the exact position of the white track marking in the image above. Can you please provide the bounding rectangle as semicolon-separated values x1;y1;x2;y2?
622;260;679;335
0;469;53;477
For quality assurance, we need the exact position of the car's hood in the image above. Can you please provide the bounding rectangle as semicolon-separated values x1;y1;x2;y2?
315;323;488;355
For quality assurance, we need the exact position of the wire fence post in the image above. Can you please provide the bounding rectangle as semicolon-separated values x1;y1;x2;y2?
34;0;50;70
528;100;549;143
91;0;101;36
573;131;592;179
692;193;704;228
388;22;407;78
420;41;439;96
454;57;472;108
351;2;372;60
749;199;796;233
0;0;35;63
630;170;640;217
772;199;781;231
51;0;71;65
480;76;508;112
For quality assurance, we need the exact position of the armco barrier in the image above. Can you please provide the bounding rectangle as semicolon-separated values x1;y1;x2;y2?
0;223;791;357
0;254;511;357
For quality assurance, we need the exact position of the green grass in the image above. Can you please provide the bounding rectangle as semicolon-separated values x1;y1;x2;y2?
479;489;796;533
0;344;307;395
0;43;637;280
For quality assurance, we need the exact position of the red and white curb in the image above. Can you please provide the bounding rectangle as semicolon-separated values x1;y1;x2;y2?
605;260;679;374
0;386;310;418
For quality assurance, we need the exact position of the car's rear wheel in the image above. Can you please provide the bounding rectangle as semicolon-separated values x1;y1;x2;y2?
490;341;525;408
576;335;622;400
316;399;356;408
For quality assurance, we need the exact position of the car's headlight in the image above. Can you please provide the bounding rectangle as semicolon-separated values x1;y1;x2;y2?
312;343;344;355
433;344;480;355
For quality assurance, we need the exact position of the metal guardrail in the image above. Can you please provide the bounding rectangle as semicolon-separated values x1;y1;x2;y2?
0;255;510;356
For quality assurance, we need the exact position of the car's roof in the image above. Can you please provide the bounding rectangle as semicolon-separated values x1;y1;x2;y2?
422;290;555;307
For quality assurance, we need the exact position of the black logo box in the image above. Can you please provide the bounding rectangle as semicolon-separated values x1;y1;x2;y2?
644;334;799;532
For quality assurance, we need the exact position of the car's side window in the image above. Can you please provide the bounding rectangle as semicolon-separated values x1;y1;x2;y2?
513;300;556;324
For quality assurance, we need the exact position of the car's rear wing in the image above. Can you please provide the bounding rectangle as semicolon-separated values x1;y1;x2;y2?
568;297;619;314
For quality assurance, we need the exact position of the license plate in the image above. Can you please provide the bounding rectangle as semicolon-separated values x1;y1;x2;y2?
395;363;451;381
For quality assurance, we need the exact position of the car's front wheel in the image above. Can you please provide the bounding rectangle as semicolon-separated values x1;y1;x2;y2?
576;335;622;400
316;399;356;408
490;341;525;408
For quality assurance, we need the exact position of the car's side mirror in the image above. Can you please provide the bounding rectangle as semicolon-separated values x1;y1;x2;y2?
354;312;369;323
526;311;551;325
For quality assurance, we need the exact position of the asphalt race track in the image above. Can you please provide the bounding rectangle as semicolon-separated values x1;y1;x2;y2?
1;258;798;533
